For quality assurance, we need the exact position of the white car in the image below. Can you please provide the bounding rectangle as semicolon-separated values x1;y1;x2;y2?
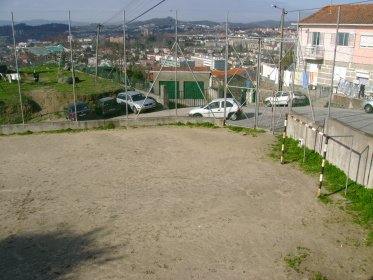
264;91;308;107
117;91;157;114
188;98;242;120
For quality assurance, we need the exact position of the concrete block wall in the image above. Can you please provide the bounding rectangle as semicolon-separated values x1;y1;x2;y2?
287;112;373;188
0;117;218;135
324;118;373;187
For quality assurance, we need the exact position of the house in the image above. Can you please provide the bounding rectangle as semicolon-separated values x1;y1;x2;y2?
298;4;373;96
148;67;213;106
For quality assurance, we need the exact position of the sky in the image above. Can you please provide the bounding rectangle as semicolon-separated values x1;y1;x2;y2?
1;0;372;24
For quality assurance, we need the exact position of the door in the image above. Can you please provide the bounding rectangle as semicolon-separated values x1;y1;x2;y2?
184;81;204;99
159;81;180;99
202;100;225;118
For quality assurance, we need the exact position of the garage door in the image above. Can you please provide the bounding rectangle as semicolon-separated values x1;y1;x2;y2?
184;81;204;99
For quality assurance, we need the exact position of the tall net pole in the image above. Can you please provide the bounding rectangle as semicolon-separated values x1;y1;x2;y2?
328;5;341;117
223;13;228;125
68;11;77;122
174;10;178;117
123;10;129;122
11;12;24;124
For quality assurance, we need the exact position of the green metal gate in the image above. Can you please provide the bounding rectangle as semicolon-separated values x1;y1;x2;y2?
159;81;180;99
183;81;204;99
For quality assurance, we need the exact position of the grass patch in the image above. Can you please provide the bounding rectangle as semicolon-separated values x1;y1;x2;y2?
367;231;373;247
284;246;310;273
0;64;124;124
319;194;333;204
226;126;266;137
272;136;373;246
163;122;219;128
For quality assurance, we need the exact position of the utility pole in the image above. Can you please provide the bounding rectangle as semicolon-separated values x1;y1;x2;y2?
278;8;286;92
95;24;103;81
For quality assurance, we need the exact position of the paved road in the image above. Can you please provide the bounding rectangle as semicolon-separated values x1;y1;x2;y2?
113;103;373;135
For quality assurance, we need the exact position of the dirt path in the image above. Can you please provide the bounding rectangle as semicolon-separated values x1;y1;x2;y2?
0;127;372;280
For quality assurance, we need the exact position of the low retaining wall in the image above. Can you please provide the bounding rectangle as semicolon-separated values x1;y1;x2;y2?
287;112;373;188
0;117;219;135
332;94;363;109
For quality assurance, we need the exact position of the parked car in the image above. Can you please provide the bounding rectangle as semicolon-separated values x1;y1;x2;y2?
363;99;373;113
64;101;91;121
188;98;242;120
116;91;157;114
95;97;121;117
264;91;309;107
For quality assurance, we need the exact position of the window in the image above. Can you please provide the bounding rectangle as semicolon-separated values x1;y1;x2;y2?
307;31;324;46
360;35;373;48
207;101;220;109
312;32;322;46
223;101;233;107
338;32;349;46
331;33;355;46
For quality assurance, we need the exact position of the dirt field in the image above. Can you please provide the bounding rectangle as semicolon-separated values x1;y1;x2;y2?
0;127;372;280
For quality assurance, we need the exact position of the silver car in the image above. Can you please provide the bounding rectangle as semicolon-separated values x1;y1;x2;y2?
363;99;373;113
117;91;157;114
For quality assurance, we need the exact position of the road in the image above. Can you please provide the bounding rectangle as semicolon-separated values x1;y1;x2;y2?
113;103;373;135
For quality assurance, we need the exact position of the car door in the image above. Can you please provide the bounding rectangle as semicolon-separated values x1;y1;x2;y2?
280;92;289;105
199;101;219;118
208;101;225;118
222;100;235;117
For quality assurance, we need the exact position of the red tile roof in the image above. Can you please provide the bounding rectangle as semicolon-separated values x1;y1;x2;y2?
300;4;373;25
212;68;247;78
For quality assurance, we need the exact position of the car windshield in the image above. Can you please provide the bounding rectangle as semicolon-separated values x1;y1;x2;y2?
76;104;88;110
132;94;146;101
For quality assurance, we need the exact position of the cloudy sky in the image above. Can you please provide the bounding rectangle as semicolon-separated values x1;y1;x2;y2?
1;0;371;23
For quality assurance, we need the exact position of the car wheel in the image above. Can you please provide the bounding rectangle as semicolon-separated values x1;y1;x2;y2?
364;104;373;113
193;113;202;117
132;106;138;114
265;100;272;107
228;112;237;121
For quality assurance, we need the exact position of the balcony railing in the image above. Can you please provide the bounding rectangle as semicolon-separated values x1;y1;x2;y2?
303;46;325;60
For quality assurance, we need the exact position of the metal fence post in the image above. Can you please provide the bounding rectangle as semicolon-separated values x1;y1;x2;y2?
281;113;288;164
317;136;329;198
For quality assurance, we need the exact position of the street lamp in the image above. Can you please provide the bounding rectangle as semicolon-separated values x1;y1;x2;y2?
272;5;287;92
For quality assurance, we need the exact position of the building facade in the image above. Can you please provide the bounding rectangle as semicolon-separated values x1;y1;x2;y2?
298;4;373;96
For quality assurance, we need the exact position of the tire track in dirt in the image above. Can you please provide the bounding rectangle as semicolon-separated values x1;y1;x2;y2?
16;190;34;222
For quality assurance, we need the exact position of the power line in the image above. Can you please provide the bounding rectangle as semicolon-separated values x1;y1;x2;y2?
127;0;166;24
287;0;373;13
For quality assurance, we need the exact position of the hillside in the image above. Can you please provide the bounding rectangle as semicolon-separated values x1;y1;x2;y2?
0;65;124;124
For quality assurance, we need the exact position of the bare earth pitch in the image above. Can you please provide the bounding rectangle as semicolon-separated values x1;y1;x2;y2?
0;127;372;279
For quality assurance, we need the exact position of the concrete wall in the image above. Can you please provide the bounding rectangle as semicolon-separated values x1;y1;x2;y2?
287;112;373;188
0;117;219;135
324;118;373;187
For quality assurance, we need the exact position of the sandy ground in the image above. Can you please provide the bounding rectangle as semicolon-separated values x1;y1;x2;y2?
0;127;372;280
